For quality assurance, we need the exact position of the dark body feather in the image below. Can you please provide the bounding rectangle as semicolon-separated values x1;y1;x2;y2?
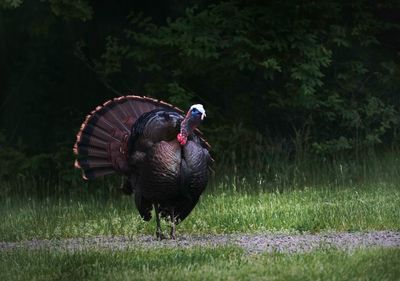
74;96;211;230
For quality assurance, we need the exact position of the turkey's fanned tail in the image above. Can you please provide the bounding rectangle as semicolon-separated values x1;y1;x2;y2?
73;95;184;180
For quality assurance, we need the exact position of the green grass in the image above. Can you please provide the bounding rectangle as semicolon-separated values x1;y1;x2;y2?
1;156;399;281
1;183;399;241
1;247;399;281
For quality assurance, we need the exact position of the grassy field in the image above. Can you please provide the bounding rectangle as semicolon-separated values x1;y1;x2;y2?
1;246;399;281
1;154;400;280
0;183;399;241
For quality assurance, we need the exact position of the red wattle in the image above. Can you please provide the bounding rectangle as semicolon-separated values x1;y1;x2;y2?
177;133;187;145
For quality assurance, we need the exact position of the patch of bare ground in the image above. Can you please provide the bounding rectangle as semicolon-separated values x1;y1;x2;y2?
1;231;399;254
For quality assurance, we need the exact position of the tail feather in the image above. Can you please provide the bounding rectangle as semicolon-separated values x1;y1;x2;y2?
74;95;185;180
78;158;114;169
95;101;131;133
74;145;109;158
89;116;119;136
77;133;108;149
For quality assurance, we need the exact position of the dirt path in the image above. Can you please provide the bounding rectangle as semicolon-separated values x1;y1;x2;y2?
1;231;399;254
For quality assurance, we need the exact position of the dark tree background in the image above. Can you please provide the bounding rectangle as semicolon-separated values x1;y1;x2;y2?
1;0;399;183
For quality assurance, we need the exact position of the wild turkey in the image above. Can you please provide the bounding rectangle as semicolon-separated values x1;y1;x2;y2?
73;96;211;239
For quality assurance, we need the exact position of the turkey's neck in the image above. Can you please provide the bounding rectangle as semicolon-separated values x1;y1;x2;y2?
178;114;199;145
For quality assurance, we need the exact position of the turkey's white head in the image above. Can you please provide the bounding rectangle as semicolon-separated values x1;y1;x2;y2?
190;104;206;120
177;104;206;146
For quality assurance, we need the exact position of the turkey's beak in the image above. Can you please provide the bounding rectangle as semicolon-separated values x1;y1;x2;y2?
201;112;206;120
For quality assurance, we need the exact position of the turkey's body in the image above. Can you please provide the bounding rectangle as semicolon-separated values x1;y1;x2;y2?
129;109;210;224
74;96;211;239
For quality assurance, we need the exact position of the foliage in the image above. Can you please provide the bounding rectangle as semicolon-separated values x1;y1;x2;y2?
0;0;92;19
47;0;93;21
0;0;22;9
91;1;400;156
0;133;81;184
1;1;400;185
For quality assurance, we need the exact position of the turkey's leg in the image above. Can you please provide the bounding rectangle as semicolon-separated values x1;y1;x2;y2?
154;204;165;240
170;208;176;239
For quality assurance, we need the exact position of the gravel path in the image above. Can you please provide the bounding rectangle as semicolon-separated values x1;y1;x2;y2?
1;231;399;254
